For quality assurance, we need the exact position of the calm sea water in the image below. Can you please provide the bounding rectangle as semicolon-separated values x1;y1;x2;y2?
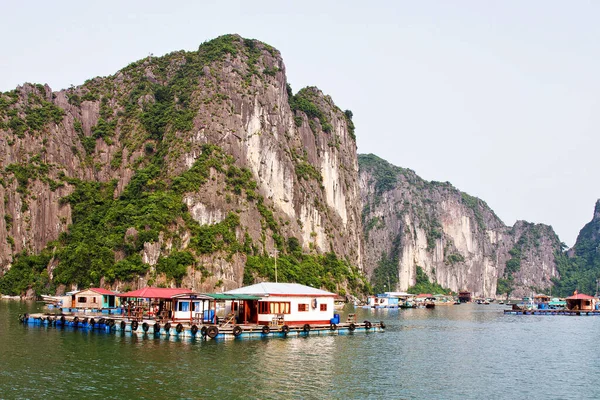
1;300;599;399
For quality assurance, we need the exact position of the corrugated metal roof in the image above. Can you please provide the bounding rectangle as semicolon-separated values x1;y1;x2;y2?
566;293;595;300
170;293;215;300
208;294;262;300
225;282;335;297
89;288;116;295
118;287;193;299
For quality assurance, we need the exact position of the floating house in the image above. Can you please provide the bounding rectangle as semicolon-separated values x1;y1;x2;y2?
366;293;400;308
70;288;119;311
118;287;193;320
224;282;336;326
21;283;385;339
458;291;471;303
566;293;596;311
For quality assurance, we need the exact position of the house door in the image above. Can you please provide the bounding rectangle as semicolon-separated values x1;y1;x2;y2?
246;301;259;324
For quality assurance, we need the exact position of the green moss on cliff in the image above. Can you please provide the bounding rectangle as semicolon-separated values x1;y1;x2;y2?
407;266;452;295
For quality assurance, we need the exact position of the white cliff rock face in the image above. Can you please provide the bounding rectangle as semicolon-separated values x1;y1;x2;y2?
321;150;348;226
142;236;163;266
359;154;560;298
184;196;225;225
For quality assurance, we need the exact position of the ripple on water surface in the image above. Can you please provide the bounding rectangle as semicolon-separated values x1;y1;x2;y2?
2;301;600;399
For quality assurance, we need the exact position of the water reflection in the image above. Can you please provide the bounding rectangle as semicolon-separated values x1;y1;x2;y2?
3;300;600;399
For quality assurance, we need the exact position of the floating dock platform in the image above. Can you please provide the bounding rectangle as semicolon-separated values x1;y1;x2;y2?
504;309;600;316
18;313;384;340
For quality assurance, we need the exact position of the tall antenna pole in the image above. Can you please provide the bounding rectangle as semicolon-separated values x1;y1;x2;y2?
274;250;278;283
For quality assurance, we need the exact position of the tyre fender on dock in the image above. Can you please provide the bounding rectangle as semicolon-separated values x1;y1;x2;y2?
176;323;183;334
142;322;149;332
191;325;199;335
380;321;386;329
233;325;242;337
364;320;372;329
120;321;126;330
201;326;208;337
303;324;311;333
164;323;171;333
89;318;96;326
330;323;337;331
349;323;356;331
131;321;139;331
207;326;219;339
281;325;290;334
154;323;161;334
262;325;270;335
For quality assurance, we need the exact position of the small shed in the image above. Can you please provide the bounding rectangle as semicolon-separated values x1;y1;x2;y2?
72;288;118;309
566;293;596;311
458;291;471;303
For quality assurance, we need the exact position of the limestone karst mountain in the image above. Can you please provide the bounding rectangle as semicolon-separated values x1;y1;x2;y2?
359;154;562;298
0;34;587;299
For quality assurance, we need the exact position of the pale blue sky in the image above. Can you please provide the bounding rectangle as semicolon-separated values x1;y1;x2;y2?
1;1;598;246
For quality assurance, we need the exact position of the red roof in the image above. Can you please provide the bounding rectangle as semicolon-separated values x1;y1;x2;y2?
89;288;116;295
118;287;193;299
566;293;595;300
416;293;432;298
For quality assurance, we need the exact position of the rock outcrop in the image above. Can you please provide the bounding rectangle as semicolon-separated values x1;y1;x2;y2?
0;35;362;295
359;154;562;298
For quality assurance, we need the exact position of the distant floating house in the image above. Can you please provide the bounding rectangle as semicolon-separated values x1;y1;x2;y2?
458;291;471;303
566;293;596;311
225;282;336;326
366;293;400;308
71;288;119;310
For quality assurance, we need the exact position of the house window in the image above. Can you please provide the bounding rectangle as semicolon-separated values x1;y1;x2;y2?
178;301;190;312
92;297;96;303
78;297;87;303
258;301;290;314
320;303;327;312
259;302;269;314
298;304;308;312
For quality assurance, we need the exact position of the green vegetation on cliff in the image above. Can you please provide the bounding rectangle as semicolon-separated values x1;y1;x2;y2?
371;234;401;294
407;266;452;295
0;35;366;297
243;243;370;296
552;204;600;296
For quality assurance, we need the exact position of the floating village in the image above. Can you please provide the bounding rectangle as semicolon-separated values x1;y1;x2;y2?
361;289;600;316
19;282;384;340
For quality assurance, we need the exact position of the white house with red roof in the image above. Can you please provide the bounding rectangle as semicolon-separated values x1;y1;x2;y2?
225;282;336;326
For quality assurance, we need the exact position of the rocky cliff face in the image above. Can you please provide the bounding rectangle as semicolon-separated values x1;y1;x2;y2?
359;154;561;298
552;200;600;296
0;35;362;295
